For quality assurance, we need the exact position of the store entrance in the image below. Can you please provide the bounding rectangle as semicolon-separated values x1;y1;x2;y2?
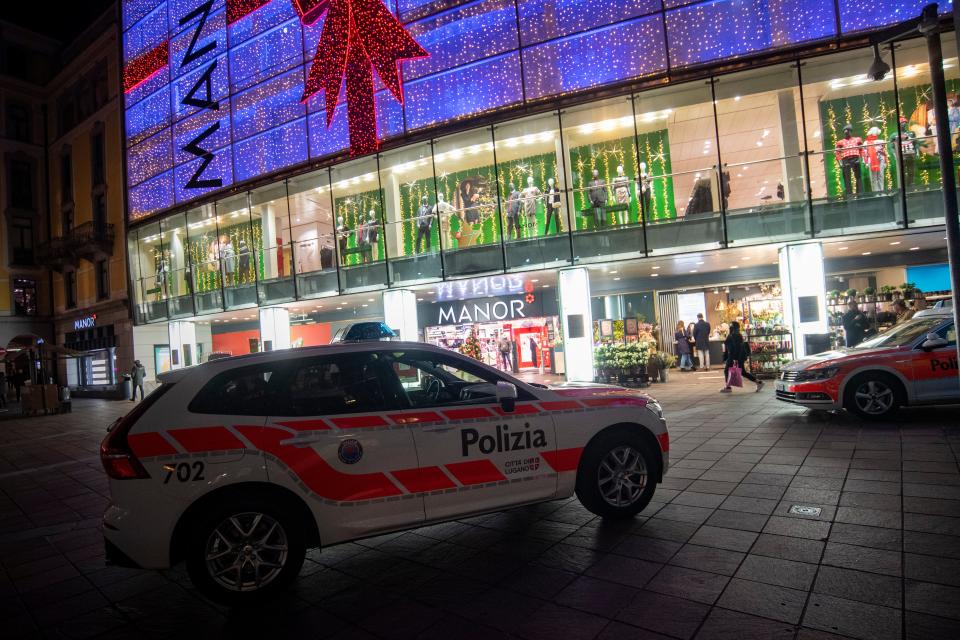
424;317;560;376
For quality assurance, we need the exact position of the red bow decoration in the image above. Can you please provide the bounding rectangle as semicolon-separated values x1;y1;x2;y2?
295;0;428;156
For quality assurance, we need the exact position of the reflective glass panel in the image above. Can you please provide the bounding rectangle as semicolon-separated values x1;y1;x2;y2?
159;213;193;318
250;182;295;305
287;169;339;298
130;222;168;323
185;203;223;314
215;193;258;310
330;157;388;292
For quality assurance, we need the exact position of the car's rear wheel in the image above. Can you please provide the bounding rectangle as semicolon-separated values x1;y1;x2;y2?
576;428;658;519
844;373;903;420
185;495;306;605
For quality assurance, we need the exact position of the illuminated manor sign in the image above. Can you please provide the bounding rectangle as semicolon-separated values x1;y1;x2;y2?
74;315;98;330
435;274;527;302
438;298;528;325
122;0;944;220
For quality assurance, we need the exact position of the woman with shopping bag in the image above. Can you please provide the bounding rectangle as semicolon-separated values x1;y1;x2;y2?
720;321;764;393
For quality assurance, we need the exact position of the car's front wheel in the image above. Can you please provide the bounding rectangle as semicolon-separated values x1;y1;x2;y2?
844;373;903;420
576;428;658;519
185;495;306;605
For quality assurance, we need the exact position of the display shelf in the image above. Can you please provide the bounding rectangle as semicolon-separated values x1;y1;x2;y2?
744;297;792;378
827;295;919;348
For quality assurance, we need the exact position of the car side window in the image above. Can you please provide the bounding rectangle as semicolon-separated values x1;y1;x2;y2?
387;350;524;409
278;353;402;417
189;365;279;415
937;323;956;346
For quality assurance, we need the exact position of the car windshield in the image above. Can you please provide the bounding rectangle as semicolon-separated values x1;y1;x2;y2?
855;317;946;349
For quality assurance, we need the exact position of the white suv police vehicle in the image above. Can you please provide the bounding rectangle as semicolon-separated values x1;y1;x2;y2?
101;342;668;604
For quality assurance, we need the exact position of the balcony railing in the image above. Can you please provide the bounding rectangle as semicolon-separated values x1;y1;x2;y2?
36;222;115;271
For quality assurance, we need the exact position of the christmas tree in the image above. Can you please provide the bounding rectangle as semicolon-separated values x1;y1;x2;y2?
459;330;482;361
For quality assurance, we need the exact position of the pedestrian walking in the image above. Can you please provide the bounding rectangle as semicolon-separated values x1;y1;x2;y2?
842;300;869;347
720;321;763;393
692;313;711;371
130;360;146;402
674;321;693;371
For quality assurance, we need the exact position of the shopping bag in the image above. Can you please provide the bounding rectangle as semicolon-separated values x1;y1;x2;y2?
726;361;744;388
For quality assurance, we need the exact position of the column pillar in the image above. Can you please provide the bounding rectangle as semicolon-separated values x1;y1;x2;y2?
383;289;419;341
559;267;594;382
168;320;198;369
259;307;291;351
779;242;828;358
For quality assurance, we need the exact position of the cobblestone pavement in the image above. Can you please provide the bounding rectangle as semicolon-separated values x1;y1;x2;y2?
2;373;959;639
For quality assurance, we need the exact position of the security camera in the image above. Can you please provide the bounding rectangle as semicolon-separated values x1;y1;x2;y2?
868;43;891;81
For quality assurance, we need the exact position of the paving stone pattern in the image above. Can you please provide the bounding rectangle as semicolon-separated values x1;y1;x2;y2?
1;373;959;639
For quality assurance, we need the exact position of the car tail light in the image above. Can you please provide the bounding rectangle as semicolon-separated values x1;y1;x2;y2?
100;384;173;480
657;432;670;453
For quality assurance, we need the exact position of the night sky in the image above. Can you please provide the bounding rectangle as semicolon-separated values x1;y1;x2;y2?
0;0;116;43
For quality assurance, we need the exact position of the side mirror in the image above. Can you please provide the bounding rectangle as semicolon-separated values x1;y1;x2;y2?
921;333;949;351
496;381;518;413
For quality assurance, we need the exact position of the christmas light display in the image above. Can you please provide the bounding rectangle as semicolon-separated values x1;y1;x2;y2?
122;0;951;221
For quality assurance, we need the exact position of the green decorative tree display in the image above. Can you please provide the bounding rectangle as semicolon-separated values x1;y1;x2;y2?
185;219;264;293
333;189;386;265
568;129;674;230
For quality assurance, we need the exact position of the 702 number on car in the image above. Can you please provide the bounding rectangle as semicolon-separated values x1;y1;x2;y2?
162;461;205;484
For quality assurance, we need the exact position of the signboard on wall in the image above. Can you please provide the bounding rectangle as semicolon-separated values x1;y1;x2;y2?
422;291;556;327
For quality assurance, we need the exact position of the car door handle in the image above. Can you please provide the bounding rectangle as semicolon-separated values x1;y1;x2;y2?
280;435;324;447
421;424;454;432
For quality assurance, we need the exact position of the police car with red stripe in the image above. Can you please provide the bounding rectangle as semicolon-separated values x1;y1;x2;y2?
101;340;668;603
776;309;958;418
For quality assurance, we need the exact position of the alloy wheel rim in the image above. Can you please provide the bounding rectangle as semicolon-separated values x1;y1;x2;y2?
205;512;288;592
598;445;647;507
854;380;894;415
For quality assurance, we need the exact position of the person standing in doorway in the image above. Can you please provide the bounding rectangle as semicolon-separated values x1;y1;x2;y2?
130;360;146;402
720;321;763;393
674;321;693;371
842;300;869;347
498;333;513;372
693;313;711;371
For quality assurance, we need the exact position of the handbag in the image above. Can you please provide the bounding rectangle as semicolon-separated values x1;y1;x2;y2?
726;361;744;388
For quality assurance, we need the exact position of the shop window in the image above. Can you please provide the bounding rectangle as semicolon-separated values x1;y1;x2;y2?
91;128;105;186
249;182;295;305
9;215;34;265
278;353;400;417
158;213;192;316
189;364;281;416
6;102;30;142
9;160;34;209
712;63;807;245
214;194;256;300
330;157;387;274
64;270;77;309
287;170;336;277
12;278;37;316
432;126;504;275
185;204;223;314
377;142;441;283
96;259;109;300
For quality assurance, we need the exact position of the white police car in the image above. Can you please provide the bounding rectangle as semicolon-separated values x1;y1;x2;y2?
101;342;668;603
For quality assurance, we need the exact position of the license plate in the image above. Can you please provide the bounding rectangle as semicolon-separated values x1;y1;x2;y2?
775;381;787;392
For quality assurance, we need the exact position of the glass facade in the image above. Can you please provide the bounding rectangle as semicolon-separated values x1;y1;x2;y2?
122;0;952;219
129;37;957;324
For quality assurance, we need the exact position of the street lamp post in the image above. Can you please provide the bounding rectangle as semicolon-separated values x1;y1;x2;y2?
873;4;960;364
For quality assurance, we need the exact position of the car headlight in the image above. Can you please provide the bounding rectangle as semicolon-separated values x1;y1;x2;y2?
793;367;839;382
645;400;664;419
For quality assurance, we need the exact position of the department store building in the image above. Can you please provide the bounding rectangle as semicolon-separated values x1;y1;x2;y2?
121;0;955;382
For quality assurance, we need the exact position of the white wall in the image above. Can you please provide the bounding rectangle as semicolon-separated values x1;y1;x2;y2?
132;323;170;384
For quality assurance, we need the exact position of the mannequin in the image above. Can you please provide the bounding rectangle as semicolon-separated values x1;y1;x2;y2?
890;116;917;188
238;236;250;275
587;169;607;228
544;177;562;234
520;176;542;233
864;126;887;193
505;182;522;240
361;210;379;263
835;124;864;195
612;165;630;225
432;193;455;245
637;161;652;219
335;215;349;265
414;195;433;253
219;235;236;284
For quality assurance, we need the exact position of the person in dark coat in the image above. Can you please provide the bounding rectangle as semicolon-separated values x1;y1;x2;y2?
674;321;693;371
720;322;763;393
841;301;869;347
692;313;711;371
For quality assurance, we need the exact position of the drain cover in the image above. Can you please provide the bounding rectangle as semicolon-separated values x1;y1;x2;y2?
789;505;822;516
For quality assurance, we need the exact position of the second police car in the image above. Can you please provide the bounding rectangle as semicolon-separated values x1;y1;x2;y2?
776;309;958;418
101;341;669;603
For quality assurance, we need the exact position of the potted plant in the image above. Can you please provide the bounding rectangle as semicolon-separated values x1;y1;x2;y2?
863;286;875;302
658;353;677;383
880;285;896;302
827;289;840;305
844;288;857;302
900;282;917;300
